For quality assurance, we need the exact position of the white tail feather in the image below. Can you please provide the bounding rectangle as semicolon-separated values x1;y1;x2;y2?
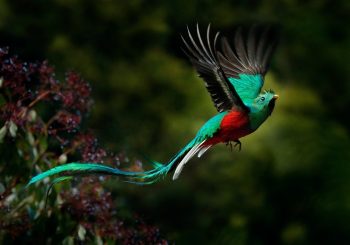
173;141;206;180
197;145;212;158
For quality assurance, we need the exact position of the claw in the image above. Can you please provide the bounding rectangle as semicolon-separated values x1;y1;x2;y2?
226;141;233;151
233;140;242;151
226;140;241;151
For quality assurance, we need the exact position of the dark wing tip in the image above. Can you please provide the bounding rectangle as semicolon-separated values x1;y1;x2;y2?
219;24;279;77
181;24;249;113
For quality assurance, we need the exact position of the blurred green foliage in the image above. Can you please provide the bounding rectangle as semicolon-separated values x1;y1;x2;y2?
1;0;350;244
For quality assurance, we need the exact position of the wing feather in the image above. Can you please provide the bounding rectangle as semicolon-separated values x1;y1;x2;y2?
218;26;277;78
182;25;248;113
234;28;250;69
247;26;257;67
217;25;278;102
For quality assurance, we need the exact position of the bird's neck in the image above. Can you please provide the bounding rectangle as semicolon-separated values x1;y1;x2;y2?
248;106;270;131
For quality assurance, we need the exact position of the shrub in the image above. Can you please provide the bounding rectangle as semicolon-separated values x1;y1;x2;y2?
0;47;168;244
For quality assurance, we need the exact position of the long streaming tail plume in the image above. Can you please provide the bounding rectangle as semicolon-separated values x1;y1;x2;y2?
26;138;208;187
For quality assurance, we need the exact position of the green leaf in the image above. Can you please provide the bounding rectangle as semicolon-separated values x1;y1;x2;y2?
95;235;103;245
77;224;86;241
58;154;67;164
62;236;74;245
0;124;7;143
38;136;48;155
28;110;37;122
0;182;5;194
27;131;35;146
8;120;18;138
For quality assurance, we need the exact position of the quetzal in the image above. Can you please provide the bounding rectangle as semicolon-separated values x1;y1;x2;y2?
27;24;278;186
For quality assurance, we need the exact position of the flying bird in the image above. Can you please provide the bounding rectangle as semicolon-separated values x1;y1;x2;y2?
27;24;279;187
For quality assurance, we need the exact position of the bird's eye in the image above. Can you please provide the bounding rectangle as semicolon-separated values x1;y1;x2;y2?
260;97;265;102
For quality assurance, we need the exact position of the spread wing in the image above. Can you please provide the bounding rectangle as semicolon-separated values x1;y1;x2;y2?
182;24;249;113
217;26;277;103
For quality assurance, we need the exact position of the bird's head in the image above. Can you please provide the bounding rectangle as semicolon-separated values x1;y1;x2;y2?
253;90;279;116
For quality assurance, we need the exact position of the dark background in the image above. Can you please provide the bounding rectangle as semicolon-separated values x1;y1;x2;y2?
1;0;350;244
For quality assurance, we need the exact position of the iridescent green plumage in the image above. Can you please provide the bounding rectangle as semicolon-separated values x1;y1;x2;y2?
27;163;138;187
27;24;278;188
27;112;227;186
228;74;264;105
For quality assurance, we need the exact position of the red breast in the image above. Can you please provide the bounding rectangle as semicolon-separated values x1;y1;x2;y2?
205;111;252;145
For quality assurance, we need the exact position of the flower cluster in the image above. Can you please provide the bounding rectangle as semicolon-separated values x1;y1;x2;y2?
61;180;168;244
0;47;92;142
0;47;168;243
76;133;108;162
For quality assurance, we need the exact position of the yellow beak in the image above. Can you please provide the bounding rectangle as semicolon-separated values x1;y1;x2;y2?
273;94;279;100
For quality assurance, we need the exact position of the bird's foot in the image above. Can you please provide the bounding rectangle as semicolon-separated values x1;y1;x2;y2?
233;140;242;151
226;141;233;151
